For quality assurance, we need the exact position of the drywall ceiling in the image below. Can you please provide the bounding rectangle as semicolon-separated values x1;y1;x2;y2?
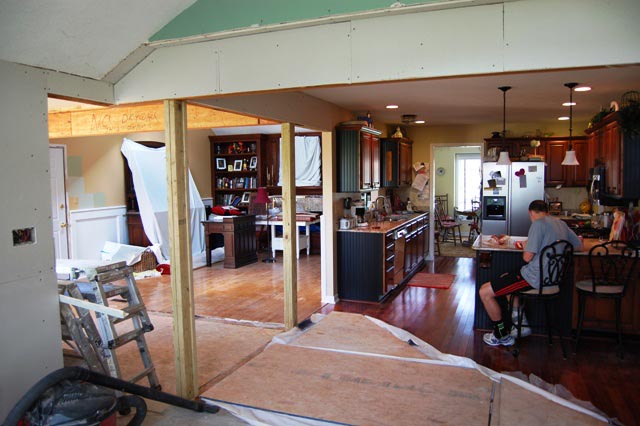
0;0;196;80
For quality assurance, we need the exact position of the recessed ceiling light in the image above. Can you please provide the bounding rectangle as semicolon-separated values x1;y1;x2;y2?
558;116;570;121
386;104;399;109
562;102;576;106
575;86;591;92
414;120;425;124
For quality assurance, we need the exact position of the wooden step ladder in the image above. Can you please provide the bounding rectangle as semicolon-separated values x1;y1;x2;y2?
61;261;161;390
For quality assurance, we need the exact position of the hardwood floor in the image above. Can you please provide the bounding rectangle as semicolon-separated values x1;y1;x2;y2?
135;253;639;425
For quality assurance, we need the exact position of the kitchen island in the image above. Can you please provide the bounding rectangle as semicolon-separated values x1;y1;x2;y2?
473;234;639;336
337;212;429;302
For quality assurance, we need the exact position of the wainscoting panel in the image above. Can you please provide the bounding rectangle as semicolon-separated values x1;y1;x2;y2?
69;206;127;259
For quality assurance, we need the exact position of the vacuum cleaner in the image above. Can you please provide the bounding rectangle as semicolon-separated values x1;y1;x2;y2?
3;367;219;426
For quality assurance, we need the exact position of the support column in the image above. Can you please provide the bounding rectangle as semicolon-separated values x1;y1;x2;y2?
164;99;197;398
321;130;338;303
281;122;297;329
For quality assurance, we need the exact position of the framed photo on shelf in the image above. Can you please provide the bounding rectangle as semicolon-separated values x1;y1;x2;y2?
241;192;251;204
233;159;243;171
216;158;226;170
249;156;258;170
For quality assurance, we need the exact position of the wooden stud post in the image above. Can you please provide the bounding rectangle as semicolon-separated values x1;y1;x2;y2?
281;122;298;329
164;100;198;399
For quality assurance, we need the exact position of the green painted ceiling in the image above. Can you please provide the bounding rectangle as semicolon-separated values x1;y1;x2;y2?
151;0;438;41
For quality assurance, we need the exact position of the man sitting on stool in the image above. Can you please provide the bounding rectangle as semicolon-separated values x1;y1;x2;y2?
479;200;583;346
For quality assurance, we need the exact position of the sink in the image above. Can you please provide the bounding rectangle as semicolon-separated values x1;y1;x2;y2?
388;214;408;222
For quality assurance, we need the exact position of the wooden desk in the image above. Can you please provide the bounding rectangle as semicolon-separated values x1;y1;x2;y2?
202;215;257;268
255;216;320;259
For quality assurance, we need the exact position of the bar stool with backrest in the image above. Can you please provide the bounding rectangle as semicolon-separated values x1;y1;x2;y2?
574;240;639;358
509;239;574;359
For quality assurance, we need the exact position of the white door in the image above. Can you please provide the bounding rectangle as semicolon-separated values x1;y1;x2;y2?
50;146;69;259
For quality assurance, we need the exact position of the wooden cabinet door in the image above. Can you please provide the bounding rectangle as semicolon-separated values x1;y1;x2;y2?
571;139;589;187
371;135;381;189
545;140;567;186
399;141;412;186
360;132;372;189
603;123;621;195
381;139;398;187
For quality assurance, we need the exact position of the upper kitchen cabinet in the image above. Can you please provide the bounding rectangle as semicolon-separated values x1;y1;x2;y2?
543;137;588;187
585;112;640;199
380;138;399;187
398;138;413;186
484;137;534;161
336;124;382;192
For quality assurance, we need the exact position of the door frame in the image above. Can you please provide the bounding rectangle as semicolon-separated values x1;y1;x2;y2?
49;144;70;259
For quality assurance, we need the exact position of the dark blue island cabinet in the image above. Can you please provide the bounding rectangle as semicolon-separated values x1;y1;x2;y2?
473;236;574;336
338;213;429;302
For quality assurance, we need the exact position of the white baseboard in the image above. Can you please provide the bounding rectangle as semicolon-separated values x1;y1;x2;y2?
69;206;127;259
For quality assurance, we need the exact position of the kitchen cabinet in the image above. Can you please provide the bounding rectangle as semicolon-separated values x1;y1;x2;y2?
337;213;429;302
380;138;399;187
398;138;413;186
209;134;266;209
336;124;382;192
484;137;534;160
585;113;640;199
540;137;588;187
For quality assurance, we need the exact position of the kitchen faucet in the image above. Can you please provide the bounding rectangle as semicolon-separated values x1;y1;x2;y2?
372;196;391;218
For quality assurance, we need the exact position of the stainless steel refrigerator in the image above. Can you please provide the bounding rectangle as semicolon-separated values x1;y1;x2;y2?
481;161;545;237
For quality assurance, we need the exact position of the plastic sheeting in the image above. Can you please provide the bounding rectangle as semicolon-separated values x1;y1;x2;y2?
277;136;321;187
121;138;205;261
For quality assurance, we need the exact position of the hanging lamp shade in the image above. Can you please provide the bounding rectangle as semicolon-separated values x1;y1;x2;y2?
561;82;580;166
498;86;512;165
497;151;512;165
561;150;579;165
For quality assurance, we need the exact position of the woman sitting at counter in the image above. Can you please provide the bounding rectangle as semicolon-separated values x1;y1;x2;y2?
478;200;583;347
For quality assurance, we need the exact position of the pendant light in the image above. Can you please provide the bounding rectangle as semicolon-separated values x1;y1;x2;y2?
496;86;512;165
561;82;580;166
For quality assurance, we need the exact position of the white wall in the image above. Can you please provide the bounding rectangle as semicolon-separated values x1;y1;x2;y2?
0;60;63;419
115;0;640;107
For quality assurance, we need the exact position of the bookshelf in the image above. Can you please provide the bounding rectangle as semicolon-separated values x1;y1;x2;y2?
209;134;266;209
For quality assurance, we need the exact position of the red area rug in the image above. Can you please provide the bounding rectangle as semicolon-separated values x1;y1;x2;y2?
407;273;455;289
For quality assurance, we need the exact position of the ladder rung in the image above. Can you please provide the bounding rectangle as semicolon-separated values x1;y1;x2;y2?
96;269;131;283
94;261;127;273
127;365;156;384
111;328;145;348
102;284;129;298
111;304;147;324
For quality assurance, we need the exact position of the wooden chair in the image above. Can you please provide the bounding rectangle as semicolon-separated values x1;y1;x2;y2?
435;197;462;246
467;199;481;243
509;240;574;359
574;240;639;358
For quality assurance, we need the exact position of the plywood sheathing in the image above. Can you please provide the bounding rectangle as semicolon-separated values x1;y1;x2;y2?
204;344;494;425
498;379;604;425
290;311;429;360
108;313;280;395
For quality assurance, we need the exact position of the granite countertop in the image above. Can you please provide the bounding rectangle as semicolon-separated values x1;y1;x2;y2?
472;233;619;256
338;212;428;234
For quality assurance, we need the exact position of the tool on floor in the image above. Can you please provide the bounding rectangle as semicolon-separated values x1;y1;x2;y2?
4;367;219;426
57;260;160;390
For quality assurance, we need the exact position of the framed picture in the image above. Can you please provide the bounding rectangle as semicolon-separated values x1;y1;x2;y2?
233;159;243;171
216;158;226;170
249;156;258;170
241;192;251;204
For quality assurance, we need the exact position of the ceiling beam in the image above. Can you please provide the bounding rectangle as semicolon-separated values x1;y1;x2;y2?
48;102;277;138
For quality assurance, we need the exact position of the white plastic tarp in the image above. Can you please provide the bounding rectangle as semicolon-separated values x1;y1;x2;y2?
120;138;205;261
278;136;321;187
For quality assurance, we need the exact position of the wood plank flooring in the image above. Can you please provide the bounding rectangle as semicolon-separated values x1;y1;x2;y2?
134;253;639;426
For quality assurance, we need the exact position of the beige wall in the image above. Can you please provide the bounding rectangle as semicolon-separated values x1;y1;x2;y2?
54;129;213;210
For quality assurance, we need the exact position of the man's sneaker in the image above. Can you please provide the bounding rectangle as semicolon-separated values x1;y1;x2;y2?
510;325;532;338
483;332;515;347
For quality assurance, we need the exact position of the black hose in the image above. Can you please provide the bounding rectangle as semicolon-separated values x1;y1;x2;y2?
3;367;219;426
117;395;147;426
